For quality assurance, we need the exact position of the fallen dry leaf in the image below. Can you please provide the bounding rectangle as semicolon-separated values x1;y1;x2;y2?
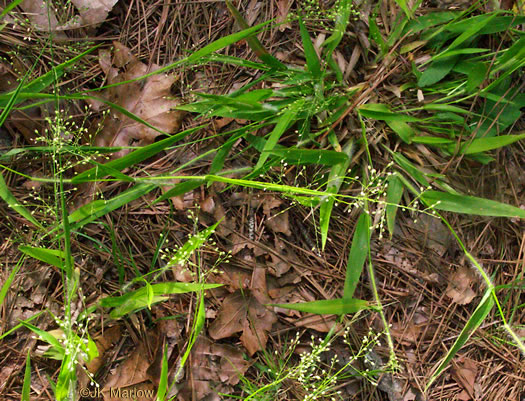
91;42;184;160
276;0;293;31
265;210;292;236
452;357;478;401
102;329;161;401
70;0;119;26
446;266;477;305
208;290;277;356
86;325;121;375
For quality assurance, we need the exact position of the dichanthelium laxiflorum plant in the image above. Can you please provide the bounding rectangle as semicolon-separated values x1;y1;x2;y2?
172;0;525;394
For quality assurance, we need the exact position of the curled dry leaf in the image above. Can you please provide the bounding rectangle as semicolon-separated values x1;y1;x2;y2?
70;0;119;27
446;266;477;305
90;42;184;159
265;210;292;236
208;290;277;356
452;357;478;401
102;329;161;401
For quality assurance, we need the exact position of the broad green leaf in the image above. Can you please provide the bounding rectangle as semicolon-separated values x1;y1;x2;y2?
0;0;24;18
0;257;22;308
459;133;525;155
18;246;71;270
418;55;460;87
0;45;101;108
386;174;404;239
20;322;64;357
387;120;415;144
0;172;43;229
433;47;489;61
421;191;525;218
446;15;525;35
343;212;371;299
269;298;373;315
55;353;76;401
426;289;494;390
403;11;458;35
369;13;387;54
299;17;321;79
175;293;206;382
101;282;223;318
358;104;420;122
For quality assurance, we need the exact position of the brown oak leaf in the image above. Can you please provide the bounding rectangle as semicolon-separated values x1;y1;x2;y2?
208;290;276;356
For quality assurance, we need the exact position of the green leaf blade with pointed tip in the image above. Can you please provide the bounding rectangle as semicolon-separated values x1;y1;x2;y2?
270;298;373;315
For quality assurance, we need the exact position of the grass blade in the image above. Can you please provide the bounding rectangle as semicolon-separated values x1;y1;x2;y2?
269;298;373;315
0;172;43;229
298;16;321;78
421;191;525;218
72;126;202;183
426;289;494;389
18;246;71;271
459;132;525;155
101;282;222;318
156;343;169;401
343;212;371;300
224;0;286;70
254;106;299;171
386;174;404;239
21;350;31;401
320;140;354;250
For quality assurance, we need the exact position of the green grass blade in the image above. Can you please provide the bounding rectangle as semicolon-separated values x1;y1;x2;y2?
321;0;352;61
320;140;354;250
18;246;71;271
224;0;286;70
101;282;222;318
418;56;460;87
72;126;202;183
156;343;169;401
21;350;31;401
394;0;413;18
269;298;373;315
0;172;43;229
264;148;350;166
426;289;494;390
67;184;156;230
254;107;299;171
459;133;525;155
20;322;65;357
343;212;371;300
358;103;420;122
0;0;24;18
298;17;321;78
0;257;22;309
174;293;206;384
421;191;525;218
153;179;205;204
387;120;415;144
0;45;101;108
386;174;404;239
